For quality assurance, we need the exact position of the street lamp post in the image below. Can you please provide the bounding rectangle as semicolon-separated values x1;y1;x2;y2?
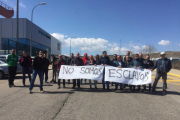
70;36;77;55
16;0;19;55
30;2;46;56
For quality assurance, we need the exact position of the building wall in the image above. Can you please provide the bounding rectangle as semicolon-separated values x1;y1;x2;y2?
0;18;51;49
25;19;51;48
51;36;61;56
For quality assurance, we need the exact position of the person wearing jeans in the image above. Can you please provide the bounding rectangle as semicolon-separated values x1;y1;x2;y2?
29;69;43;91
20;51;32;86
6;49;18;88
151;52;172;95
29;51;44;93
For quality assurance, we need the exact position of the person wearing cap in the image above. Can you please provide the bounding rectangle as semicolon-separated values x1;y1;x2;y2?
82;53;90;84
151;52;172;95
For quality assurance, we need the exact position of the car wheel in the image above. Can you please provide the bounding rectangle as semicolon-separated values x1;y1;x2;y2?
0;71;5;79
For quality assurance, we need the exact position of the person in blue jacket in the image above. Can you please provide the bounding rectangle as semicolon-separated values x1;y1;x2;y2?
114;55;127;91
151;52;172;95
130;54;144;92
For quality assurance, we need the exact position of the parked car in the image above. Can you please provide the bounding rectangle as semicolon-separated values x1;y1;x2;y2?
0;55;22;79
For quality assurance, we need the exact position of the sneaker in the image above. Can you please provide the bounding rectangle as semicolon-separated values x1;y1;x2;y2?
29;90;32;94
45;81;48;83
40;90;44;92
9;85;12;88
57;86;60;89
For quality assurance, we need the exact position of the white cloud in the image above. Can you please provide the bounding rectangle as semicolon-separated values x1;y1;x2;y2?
19;1;26;8
64;38;110;52
51;33;67;42
158;40;170;46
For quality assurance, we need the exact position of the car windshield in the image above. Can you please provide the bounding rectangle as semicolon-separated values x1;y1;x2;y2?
0;60;6;64
0;59;6;63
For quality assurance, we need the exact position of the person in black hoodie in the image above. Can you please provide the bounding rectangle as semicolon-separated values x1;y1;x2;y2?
29;51;44;93
71;52;84;89
57;55;66;89
100;51;110;90
43;54;50;83
20;51;32;86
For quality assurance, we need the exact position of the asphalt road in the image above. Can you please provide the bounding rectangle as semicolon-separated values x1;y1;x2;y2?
0;69;180;120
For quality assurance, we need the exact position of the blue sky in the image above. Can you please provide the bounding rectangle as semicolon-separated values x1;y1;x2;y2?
1;0;180;56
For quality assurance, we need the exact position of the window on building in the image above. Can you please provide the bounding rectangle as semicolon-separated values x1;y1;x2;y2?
57;43;60;51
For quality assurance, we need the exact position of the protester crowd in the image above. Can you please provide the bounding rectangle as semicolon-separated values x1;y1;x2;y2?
6;49;172;95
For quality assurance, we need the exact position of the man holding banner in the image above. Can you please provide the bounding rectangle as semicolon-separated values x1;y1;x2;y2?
71;52;84;89
114;55;126;91
89;55;97;89
130;54;144;92
100;51;110;90
57;55;66;89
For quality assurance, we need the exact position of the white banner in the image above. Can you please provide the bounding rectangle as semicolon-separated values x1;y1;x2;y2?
58;65;104;81
105;67;151;85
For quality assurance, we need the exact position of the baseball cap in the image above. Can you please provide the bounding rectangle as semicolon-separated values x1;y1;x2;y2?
84;53;87;56
160;52;165;55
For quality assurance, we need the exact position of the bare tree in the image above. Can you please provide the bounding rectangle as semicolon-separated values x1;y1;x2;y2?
142;44;157;54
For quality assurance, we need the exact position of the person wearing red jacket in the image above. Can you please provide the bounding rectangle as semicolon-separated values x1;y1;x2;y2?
57;55;66;89
20;51;32;86
81;53;90;84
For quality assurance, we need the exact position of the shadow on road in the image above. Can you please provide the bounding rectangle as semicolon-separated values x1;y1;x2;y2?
31;91;74;94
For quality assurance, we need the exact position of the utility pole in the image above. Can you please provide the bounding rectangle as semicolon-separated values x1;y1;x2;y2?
16;0;19;55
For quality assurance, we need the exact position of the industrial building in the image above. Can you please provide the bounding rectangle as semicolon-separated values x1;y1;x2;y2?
0;18;61;59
